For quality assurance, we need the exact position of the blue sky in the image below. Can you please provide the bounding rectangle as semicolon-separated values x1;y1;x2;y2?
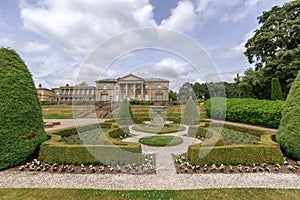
0;0;290;91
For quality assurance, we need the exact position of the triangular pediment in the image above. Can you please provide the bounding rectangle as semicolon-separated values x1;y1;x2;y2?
118;73;144;81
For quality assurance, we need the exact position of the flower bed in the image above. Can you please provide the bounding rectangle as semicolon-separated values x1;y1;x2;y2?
187;124;284;166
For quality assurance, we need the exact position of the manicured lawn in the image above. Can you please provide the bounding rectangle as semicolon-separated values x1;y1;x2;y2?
0;188;299;200
42;105;94;119
139;136;183;146
132;124;185;134
132;105;182;119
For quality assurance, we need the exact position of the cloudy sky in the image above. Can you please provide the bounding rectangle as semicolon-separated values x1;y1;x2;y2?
0;0;289;91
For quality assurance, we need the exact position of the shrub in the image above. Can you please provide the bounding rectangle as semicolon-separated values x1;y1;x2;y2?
240;83;252;98
0;48;47;169
206;97;284;128
181;99;200;125
188;124;284;166
39;126;141;165
114;99;133;125
276;71;300;160
271;78;283;100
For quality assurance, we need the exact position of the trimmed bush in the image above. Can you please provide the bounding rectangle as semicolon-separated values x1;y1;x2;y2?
182;99;200;125
132;124;185;134
276;71;300;160
0;48;47;169
206;97;284;128
39;126;142;165
271;78;283;100
188;124;284;166
114;99;133;125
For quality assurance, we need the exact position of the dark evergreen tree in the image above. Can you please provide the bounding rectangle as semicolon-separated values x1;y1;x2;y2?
276;71;300;160
0;48;47;169
182;98;200;125
271;78;283;100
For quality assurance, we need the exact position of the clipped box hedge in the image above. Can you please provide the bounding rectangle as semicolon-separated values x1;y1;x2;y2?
206;97;284;128
187;124;284;166
39;124;142;165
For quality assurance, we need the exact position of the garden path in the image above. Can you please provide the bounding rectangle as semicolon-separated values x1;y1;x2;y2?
2;119;298;189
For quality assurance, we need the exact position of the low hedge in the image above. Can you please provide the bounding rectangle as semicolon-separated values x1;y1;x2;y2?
52;122;113;137
187;124;284;166
206;97;284;128
39;125;142;165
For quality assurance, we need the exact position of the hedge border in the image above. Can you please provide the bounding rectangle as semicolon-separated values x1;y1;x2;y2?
39;123;142;165
187;123;284;166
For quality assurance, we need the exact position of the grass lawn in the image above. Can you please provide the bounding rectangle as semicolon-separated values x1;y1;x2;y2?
0;188;299;200
132;105;182;119
132;124;185;134
42;105;94;119
139;136;183;146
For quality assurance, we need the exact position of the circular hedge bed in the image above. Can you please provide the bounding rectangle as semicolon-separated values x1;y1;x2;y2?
139;136;183;147
132;124;185;134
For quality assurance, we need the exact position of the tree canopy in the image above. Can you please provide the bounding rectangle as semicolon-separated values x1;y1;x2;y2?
244;0;300;99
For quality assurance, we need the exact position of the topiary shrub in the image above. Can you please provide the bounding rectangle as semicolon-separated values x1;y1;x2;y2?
271;78;283;100
276;71;300;160
181;98;200;125
114;99;133;125
0;48;47;169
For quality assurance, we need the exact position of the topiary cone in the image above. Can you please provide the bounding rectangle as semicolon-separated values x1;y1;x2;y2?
276;71;300;160
0;48;47;169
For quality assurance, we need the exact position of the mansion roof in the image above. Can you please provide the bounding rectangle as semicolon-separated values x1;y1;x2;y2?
95;73;169;83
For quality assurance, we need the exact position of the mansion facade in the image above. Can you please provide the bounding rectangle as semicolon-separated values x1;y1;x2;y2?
37;74;169;103
96;74;169;102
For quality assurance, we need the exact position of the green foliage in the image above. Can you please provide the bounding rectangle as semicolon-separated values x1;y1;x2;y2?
244;1;300;99
139;136;183;147
39;126;142;165
168;90;177;101
206;97;284;128
240;83;252;98
115;99;133;125
188;125;284;166
0;48;47;169
132;124;185;134
181;99;200;125
276;71;300;160
271;78;283;100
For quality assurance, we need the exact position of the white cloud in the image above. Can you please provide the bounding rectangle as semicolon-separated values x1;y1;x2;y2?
160;1;196;32
221;29;256;59
23;41;49;54
0;37;14;47
196;0;262;22
20;0;157;53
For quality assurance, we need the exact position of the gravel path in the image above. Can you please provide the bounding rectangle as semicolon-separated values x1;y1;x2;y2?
0;171;299;189
1;119;299;190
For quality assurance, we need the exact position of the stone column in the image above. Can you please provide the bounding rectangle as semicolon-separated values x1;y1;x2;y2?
133;83;136;100
141;83;144;100
125;83;128;100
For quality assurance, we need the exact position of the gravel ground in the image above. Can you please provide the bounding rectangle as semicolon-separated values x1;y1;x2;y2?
3;119;296;190
0;171;299;189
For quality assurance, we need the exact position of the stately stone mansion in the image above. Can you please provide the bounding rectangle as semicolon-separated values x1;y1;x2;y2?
37;74;169;103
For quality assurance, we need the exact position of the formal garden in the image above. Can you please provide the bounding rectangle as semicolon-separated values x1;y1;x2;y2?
1;1;300;198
